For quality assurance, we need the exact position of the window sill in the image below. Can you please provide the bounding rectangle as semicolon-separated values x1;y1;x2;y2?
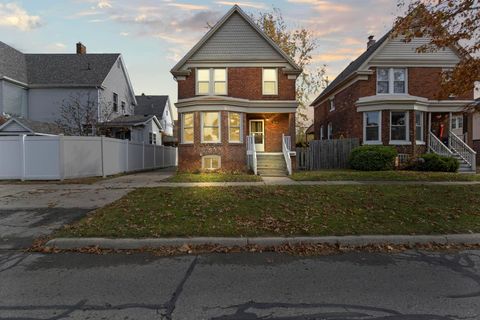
364;141;383;145
416;141;426;145
200;142;222;145
389;141;412;145
179;143;194;146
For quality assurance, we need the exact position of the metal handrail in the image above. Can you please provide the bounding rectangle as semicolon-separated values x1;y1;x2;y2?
282;134;292;175
449;131;476;170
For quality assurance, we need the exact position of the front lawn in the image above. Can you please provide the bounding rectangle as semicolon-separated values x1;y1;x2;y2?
164;172;262;183
59;185;480;238
291;170;480;181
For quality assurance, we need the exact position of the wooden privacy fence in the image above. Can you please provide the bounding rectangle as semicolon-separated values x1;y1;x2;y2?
296;138;360;170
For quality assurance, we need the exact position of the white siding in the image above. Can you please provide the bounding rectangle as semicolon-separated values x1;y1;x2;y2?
189;12;284;62
1;80;28;117
99;57;135;121
161;102;174;136
370;37;460;64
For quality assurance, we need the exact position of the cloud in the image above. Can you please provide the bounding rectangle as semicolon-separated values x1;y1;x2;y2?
313;47;365;63
0;3;41;31
215;1;267;9
287;0;352;13
166;3;209;10
97;0;112;9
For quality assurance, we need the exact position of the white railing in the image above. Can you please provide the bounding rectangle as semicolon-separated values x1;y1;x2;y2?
449;131;477;171
429;132;454;157
246;135;257;175
282;134;292;175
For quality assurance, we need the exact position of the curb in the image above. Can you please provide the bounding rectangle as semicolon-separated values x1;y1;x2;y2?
45;234;480;250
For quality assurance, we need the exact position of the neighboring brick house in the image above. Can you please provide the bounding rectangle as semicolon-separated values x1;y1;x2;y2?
473;98;480;164
311;32;477;172
171;5;301;174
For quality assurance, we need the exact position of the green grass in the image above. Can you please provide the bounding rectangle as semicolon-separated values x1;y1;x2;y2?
59;185;480;238
165;172;262;183
291;170;480;182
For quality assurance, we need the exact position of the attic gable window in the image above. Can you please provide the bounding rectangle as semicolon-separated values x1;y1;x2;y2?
377;68;407;94
196;68;227;96
113;93;118;112
263;68;278;95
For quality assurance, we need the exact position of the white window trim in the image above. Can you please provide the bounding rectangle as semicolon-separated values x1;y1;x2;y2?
329;97;335;112
389;111;411;145
228;112;243;143
376;68;408;95
262;68;278;96
181;112;194;144
415;111;424;144
196;68;228;96
320;125;324;140
363;111;382;145
201;111;221;144
327;122;333;140
202;155;221;170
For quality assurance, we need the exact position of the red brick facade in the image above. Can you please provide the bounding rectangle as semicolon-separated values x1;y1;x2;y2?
178;68;296;101
313;67;474;157
177;110;296;172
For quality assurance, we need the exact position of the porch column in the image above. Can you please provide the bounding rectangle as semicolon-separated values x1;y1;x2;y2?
448;112;452;148
428;112;432;150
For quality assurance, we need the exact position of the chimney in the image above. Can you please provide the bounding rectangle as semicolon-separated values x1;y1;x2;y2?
76;42;86;55
367;35;376;49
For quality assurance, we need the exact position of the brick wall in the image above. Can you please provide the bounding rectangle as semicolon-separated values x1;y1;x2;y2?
246;113;293;152
178;67;296;100
473;140;480;164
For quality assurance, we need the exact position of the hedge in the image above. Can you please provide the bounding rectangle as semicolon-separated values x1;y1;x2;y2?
349;146;398;171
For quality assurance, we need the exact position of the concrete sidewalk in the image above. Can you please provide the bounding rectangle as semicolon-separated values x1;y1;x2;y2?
46;234;480;250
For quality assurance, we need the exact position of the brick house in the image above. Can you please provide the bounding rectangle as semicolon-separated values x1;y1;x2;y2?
171;5;301;175
311;32;477;172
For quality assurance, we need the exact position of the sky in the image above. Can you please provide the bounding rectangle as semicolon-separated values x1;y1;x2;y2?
0;0;404;119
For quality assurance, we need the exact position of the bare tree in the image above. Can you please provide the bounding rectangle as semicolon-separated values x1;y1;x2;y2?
55;91;115;136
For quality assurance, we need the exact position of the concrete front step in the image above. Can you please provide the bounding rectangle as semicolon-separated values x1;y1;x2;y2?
257;153;288;176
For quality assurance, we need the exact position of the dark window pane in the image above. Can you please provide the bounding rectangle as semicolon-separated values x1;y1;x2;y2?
366;127;379;141
394;81;405;93
366;112;380;126
391;126;406;140
377;81;389;93
391;112;406;126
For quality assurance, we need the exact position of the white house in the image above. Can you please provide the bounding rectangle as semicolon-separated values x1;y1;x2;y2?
135;95;174;137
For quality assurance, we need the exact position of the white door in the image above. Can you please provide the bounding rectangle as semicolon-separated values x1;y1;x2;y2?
249;120;265;152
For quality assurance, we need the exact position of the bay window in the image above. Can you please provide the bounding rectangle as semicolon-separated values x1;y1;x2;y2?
377;68;407;94
363;111;381;143
390;111;409;143
228;112;242;143
196;68;227;95
182;113;194;144
415;111;424;143
202;112;221;143
262;68;278;95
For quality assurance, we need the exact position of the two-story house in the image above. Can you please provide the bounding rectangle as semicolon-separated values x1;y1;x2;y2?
311;31;477;172
171;5;301;175
0;41;137;131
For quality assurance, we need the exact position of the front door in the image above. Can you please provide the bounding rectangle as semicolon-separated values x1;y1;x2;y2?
249;120;265;152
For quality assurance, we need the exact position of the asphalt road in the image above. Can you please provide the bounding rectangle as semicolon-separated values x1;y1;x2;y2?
1;250;479;319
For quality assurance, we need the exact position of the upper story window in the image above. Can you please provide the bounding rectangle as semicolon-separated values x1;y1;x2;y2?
262;68;278;95
197;68;227;96
182;112;194;144
377;68;407;94
329;97;335;111
121;101;126;114
113;93;118;112
201;111;221;143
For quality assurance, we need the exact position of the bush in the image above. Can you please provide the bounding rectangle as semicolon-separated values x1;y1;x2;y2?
415;153;459;172
349;146;398;171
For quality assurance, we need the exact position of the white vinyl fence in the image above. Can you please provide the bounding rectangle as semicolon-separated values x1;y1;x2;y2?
0;135;177;180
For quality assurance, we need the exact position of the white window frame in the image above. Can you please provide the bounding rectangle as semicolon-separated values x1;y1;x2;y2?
149;132;157;145
390;111;410;145
363;111;382;145
415;111;424;144
201;111;221;144
228;112;243;143
320;125;324;140
327;122;333;140
451;115;463;130
376;68;408;95
196;68;227;96
329;97;335;111
181;112;194;144
262;68;278;95
202;155;221;170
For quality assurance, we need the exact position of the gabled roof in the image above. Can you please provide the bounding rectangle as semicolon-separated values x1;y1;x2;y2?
0;117;64;135
105;114;163;130
305;124;314;135
310;32;390;107
25;53;120;87
0;41;122;88
0;41;28;84
134;95;169;118
170;5;301;75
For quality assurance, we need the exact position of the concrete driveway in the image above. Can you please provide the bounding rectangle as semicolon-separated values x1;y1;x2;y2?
0;169;174;249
